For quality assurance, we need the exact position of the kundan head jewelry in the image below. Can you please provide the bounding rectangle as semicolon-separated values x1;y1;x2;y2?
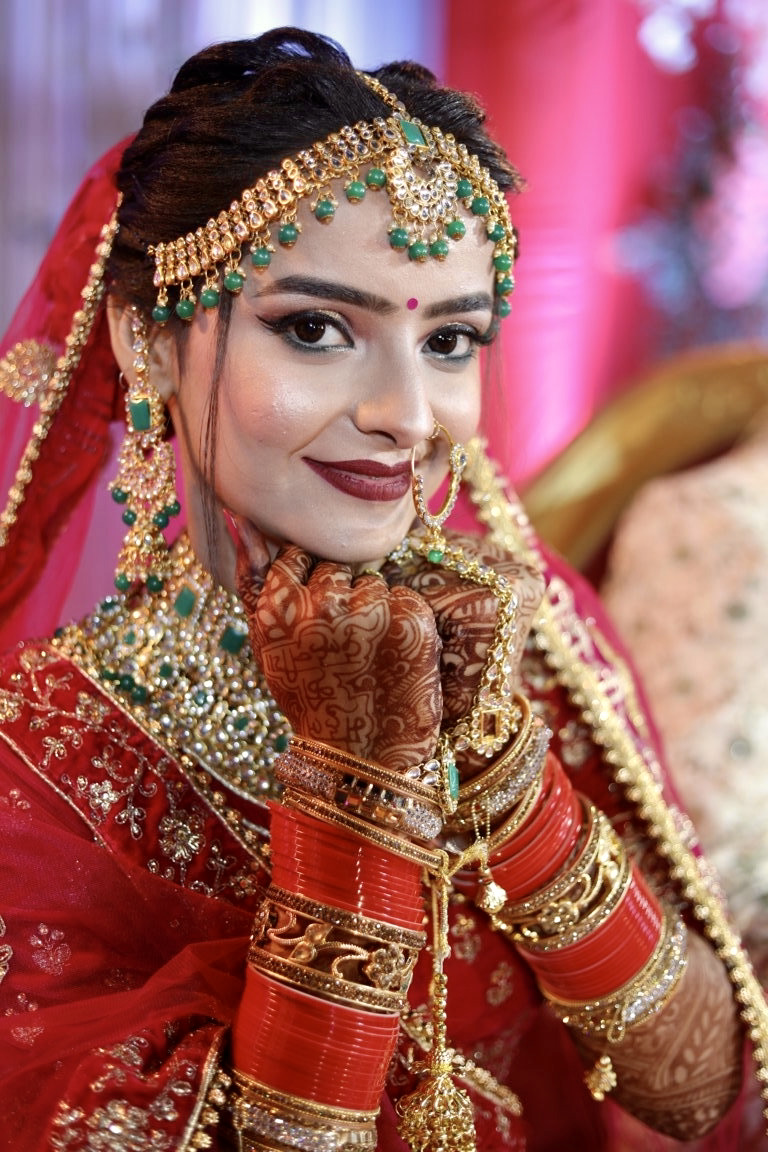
148;73;518;324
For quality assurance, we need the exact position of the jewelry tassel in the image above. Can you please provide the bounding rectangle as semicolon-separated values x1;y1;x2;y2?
397;858;476;1152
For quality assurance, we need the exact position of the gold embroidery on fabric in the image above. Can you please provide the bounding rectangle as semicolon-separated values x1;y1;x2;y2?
0;917;12;986
48;1032;211;1150
0;641;263;898
5;991;43;1046
486;961;515;1007
463;438;768;1130
450;910;483;964
29;923;72;976
51;1098;174;1151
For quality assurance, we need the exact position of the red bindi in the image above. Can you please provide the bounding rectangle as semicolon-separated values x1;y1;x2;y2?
406;297;419;310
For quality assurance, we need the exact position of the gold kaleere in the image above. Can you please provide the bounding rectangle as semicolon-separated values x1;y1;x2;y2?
397;858;476;1152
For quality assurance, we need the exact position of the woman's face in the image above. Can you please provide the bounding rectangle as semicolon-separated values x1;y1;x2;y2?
166;188;497;575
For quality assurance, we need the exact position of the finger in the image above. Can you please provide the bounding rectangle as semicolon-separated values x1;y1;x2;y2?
230;513;271;609
267;544;316;587
310;559;355;592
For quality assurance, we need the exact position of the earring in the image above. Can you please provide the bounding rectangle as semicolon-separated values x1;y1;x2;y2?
110;309;180;591
410;422;467;563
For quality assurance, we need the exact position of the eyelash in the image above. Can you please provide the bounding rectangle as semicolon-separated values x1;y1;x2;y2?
259;309;352;353
258;308;495;359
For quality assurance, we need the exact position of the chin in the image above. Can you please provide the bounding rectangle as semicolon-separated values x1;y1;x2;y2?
306;526;411;567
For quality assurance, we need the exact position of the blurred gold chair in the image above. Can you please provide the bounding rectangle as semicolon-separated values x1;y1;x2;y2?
521;342;768;578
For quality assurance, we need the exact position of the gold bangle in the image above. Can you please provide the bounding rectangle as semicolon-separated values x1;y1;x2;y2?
246;946;408;1013
281;787;445;873
450;704;551;831
547;910;688;1045
507;813;632;952
229;1069;378;1152
265;885;426;951
280;738;443;842
247;887;424;1012
496;797;596;920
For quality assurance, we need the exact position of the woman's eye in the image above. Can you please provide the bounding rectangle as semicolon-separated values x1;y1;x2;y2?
262;310;352;351
293;316;332;344
425;327;477;359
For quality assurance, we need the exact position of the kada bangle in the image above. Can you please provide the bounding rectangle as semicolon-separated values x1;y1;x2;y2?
547;909;688;1044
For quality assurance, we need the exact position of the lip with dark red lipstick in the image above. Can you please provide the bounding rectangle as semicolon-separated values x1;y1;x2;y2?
304;457;414;501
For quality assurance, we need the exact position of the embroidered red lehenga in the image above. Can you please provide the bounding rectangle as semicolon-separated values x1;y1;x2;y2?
0;139;766;1152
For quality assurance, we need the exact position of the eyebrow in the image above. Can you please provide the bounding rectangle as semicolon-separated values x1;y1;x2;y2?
252;275;493;319
253;276;396;314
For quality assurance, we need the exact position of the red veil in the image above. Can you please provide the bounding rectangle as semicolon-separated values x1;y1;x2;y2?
0;140;135;648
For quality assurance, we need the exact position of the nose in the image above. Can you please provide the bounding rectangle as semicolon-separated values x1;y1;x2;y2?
353;347;435;449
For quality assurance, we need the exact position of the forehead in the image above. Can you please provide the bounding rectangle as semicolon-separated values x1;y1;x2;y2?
256;187;497;305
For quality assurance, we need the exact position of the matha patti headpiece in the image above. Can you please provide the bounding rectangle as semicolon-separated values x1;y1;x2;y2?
149;73;518;324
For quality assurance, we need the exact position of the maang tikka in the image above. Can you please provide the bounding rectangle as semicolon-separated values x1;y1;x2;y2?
110;308;180;590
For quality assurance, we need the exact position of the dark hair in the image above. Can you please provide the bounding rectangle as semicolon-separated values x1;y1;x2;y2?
108;26;521;308
106;27;522;570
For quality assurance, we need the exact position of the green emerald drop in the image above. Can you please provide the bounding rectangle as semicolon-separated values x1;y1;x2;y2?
447;759;460;802
471;196;490;216
111;487;128;505
121;508;136;526
494;253;512;272
345;180;366;203
427;548;444;564
251;247;273;267
158;662;174;680
496;275;514;296
131;684;149;703
408;240;429;262
314;199;336;222
429;238;449;261
119;674;135;692
224;270;245;293
147;574;164;593
274;733;290;753
365;167;386;188
278;223;299;247
389;228;409;250
114;572;131;592
175;298;195;321
129;398;151;432
456;178;473;199
152;510;170;529
498;297;512;319
173;584;196;618
152;304;171;325
446;219;466;240
488;221;505;243
200;287;220;310
165;499;181;518
234;714;250;732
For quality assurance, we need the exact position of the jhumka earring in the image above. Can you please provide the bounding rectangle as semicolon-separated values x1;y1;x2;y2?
110;308;180;591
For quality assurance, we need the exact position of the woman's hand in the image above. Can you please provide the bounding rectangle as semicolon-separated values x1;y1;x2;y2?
383;534;544;774
235;521;443;770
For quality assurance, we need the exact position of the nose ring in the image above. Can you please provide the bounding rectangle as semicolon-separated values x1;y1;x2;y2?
410;422;468;554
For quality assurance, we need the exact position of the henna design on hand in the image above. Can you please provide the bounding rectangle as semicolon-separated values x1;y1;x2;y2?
237;544;443;769
384;534;544;775
577;931;743;1141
